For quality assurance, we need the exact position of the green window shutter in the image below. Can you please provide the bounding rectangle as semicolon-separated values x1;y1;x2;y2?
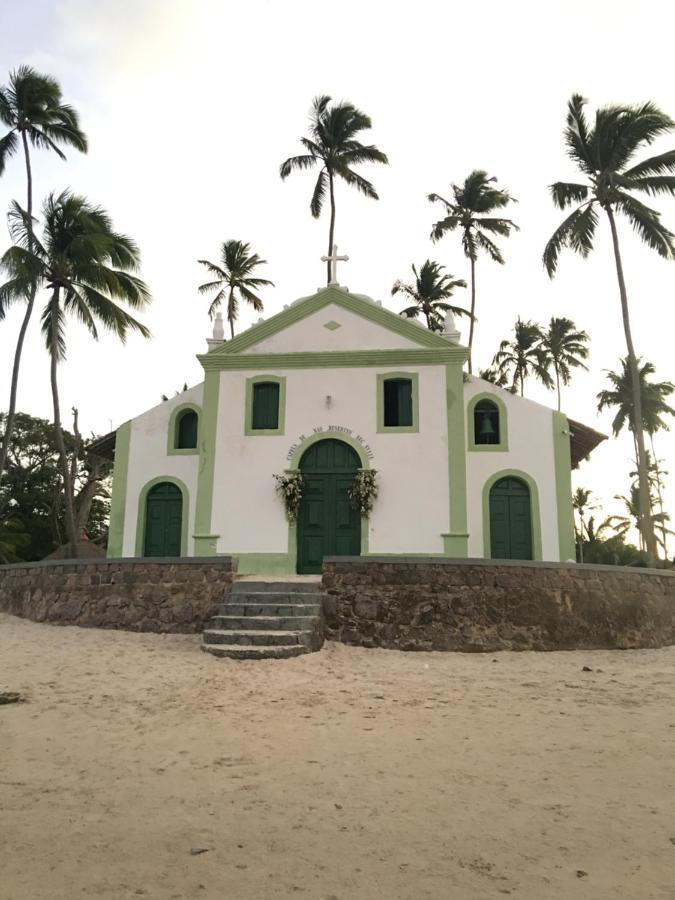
252;382;280;429
383;378;413;427
176;410;198;448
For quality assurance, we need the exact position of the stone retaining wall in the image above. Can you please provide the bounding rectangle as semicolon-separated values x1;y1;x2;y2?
0;557;237;633
322;557;675;652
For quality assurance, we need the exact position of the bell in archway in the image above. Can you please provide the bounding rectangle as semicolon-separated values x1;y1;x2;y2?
479;412;496;441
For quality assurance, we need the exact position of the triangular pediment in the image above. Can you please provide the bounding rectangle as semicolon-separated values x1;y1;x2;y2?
204;285;457;356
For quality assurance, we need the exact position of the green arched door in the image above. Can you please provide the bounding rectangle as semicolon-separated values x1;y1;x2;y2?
297;439;361;574
144;482;182;557
489;476;533;560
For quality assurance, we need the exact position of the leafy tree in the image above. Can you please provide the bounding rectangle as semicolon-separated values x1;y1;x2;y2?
580;517;648;567
0;66;87;485
543;93;675;562
391;260;469;332
280;95;388;285
491;318;553;397
198;240;273;338
0;516;29;563
597;357;674;557
0;411;111;560
540;317;589;411
0;192;150;557
429;170;517;372
605;483;672;557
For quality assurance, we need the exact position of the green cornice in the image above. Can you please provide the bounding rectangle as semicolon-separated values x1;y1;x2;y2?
202;286;461;360
107;420;131;558
199;347;468;371
552;411;576;562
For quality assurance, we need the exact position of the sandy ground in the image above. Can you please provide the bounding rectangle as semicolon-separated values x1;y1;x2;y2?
1;613;674;900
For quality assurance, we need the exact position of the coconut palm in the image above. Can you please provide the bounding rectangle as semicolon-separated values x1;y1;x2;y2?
0;66;87;484
543;93;675;562
0;191;151;557
540;317;589;411
597;357;674;557
198;240;273;339
391;260;469;332
606;483;672;556
573;487;596;562
280;95;388;285
478;366;511;389
492;319;553;397
428;170;517;372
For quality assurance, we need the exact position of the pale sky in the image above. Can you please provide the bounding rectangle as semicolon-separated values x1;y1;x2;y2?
1;0;674;553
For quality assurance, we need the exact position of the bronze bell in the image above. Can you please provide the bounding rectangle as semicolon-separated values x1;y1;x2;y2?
479;412;496;436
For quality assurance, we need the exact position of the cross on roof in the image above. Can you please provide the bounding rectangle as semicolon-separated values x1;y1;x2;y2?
321;244;349;285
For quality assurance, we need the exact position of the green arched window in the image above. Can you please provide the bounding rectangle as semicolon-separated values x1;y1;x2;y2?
176;409;198;449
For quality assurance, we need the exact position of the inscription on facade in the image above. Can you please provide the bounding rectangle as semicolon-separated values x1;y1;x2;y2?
286;425;375;461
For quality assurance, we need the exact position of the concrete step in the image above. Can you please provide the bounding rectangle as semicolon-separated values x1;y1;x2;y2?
223;592;323;607
202;629;313;647
201;643;310;660
231;581;322;595
216;603;320;617
210;615;318;631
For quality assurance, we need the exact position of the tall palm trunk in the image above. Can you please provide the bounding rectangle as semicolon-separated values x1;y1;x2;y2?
49;289;79;558
467;253;476;374
649;434;668;558
0;130;38;485
555;363;561;411
606;207;657;563
327;170;336;285
227;287;235;339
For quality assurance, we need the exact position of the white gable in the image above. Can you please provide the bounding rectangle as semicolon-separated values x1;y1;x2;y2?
243;303;426;354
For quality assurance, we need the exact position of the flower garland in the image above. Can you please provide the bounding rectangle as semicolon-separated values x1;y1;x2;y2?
273;471;304;521
349;469;378;515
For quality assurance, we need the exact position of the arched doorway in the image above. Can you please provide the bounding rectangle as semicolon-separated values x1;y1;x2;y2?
144;482;183;557
297;439;361;574
489;476;533;560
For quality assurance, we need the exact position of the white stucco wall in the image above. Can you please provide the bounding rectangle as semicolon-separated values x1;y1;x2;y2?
122;384;203;556
464;378;560;560
210;365;450;555
245;303;424;353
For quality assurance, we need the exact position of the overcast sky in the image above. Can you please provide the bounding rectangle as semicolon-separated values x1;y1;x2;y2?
1;0;674;553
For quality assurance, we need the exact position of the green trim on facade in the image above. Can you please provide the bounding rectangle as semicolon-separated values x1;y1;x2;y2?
234;553;294;575
106;420;131;558
481;469;543;561
204;286;457;357
244;374;287;436
135;475;190;557
323;320;341;331
199;347;468;371
166;401;202;456
445;364;469;557
552;411;576;561
467;391;509;452
376;371;420;433
193;369;220;556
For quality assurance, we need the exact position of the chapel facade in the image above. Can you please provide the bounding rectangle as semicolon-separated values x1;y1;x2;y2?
105;283;600;574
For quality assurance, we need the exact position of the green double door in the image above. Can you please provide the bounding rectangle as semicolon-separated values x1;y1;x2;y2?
144;482;182;557
489;476;533;560
297;439;361;574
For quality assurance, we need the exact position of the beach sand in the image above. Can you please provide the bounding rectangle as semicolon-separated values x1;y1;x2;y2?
1;611;674;900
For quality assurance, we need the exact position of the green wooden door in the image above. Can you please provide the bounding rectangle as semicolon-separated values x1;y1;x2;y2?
144;482;182;557
297;439;361;574
489;477;533;560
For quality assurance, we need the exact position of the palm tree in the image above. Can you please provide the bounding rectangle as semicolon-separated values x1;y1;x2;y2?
0;66;87;484
573;487;595;562
492;319;553;397
597;357;674;557
198;240;273;339
540;317;589;411
428;170;518;372
478;366;511;389
280;95;388;285
543;93;675;563
606;483;672;556
0;191;151;557
391;260;469;332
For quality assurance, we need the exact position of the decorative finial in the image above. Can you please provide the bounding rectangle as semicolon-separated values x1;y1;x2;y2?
213;311;224;341
321;244;349;285
442;309;461;344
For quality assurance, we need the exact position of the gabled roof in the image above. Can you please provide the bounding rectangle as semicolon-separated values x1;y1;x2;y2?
201;284;463;358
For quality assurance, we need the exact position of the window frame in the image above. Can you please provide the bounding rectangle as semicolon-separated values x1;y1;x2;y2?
167;403;201;456
245;374;286;436
467;391;508;452
376;372;419;433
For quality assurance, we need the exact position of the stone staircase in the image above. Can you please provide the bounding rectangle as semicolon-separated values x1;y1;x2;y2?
201;578;324;660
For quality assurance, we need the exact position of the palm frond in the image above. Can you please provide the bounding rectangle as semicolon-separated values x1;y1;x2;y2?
543;202;597;276
310;169;327;218
613;193;675;258
549;181;590;209
279;154;318;179
623;148;675;178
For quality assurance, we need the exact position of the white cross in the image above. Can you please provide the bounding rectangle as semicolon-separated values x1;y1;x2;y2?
321;244;349;285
